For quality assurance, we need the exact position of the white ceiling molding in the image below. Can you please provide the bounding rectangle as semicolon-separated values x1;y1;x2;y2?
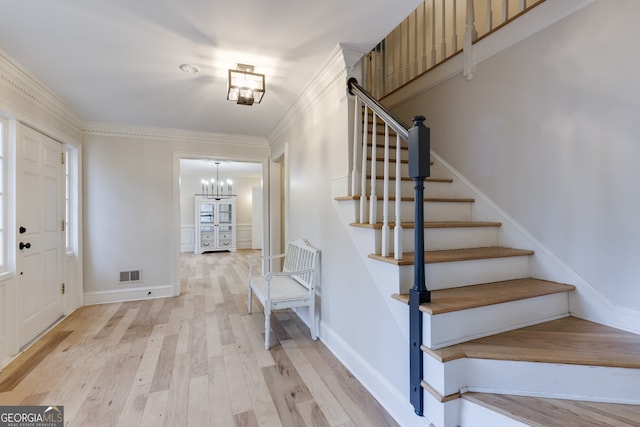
0;51;86;134
83;122;269;147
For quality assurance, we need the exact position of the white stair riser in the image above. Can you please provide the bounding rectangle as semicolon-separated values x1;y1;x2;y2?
370;159;449;177
367;200;473;224
460;399;529;427
398;256;531;293
423;294;570;349
424;393;461;427
372;146;409;161
370;179;452;198
426;358;640;405
372;226;499;255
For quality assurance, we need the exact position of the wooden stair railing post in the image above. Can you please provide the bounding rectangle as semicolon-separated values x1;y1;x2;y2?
408;115;431;416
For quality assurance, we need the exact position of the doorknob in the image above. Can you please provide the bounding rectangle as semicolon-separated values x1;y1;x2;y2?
19;226;26;234
19;242;31;250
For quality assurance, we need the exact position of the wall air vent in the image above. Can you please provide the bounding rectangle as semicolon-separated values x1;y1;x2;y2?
119;270;142;283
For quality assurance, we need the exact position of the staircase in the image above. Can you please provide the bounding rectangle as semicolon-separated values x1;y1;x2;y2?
335;91;640;426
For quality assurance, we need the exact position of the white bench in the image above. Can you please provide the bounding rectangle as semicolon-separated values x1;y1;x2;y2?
248;238;320;349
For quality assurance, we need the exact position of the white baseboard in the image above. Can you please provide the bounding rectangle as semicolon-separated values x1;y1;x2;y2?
83;285;174;305
319;321;432;427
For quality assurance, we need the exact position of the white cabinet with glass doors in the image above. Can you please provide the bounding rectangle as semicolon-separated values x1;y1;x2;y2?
194;195;237;253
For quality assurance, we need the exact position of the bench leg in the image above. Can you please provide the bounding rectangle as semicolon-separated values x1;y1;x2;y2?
264;304;271;350
248;286;253;314
309;301;317;341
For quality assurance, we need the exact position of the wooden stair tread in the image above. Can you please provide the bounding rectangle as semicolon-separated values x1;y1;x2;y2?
337;195;474;203
427;317;640;368
391;278;574;315
464;392;640;427
368;155;409;164
368;175;453;183
351;220;501;230
370;246;534;266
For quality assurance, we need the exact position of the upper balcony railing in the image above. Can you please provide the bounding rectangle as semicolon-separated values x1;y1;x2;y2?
364;0;545;98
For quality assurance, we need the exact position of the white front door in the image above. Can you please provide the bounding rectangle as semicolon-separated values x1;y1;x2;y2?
16;124;64;347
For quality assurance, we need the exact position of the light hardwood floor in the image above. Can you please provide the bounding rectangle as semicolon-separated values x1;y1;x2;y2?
0;250;399;427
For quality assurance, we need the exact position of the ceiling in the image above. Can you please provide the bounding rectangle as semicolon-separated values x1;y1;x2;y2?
0;0;422;138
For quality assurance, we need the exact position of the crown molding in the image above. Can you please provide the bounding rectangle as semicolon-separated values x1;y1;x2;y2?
0;50;85;132
83;122;269;148
268;44;367;145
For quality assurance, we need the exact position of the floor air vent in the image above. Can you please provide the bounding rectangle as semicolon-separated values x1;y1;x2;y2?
119;270;142;283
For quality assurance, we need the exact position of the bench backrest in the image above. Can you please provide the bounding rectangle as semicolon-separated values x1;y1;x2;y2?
282;238;320;291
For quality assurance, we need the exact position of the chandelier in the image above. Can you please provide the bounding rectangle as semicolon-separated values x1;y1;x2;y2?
200;161;234;199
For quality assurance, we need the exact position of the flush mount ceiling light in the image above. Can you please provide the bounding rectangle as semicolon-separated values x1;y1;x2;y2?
227;63;265;106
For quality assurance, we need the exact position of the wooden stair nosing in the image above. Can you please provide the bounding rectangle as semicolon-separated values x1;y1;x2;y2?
350;220;502;230
463;392;640;427
369;246;535;266
391;278;574;315
368;155;409;164
335;195;475;203
427;316;640;369
367;175;452;183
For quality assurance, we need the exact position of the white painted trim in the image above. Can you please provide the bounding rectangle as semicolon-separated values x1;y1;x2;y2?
0;50;84;133
0;275;14;367
236;223;252;249
83;285;174;305
84;122;268;148
180;225;195;253
430;151;640;334
319;321;431;427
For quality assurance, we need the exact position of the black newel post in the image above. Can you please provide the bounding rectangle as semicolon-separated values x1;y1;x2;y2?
408;115;431;416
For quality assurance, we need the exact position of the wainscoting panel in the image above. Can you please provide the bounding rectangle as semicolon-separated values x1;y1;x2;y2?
237;223;252;249
180;225;195;253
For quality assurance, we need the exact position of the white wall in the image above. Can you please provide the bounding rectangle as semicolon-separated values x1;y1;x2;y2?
269;46;414;425
392;0;640;314
82;128;268;303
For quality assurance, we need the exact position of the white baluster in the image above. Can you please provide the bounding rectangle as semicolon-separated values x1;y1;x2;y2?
463;0;477;80
441;0;447;60
502;0;509;22
381;124;390;257
520;0;526;12
431;0;437;67
422;2;428;71
369;112;378;224
406;17;411;81
394;29;401;90
398;24;405;86
351;97;360;197
386;34;392;91
360;105;368;224
394;134;403;260
414;9;419;77
452;0;458;53
486;0;493;32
